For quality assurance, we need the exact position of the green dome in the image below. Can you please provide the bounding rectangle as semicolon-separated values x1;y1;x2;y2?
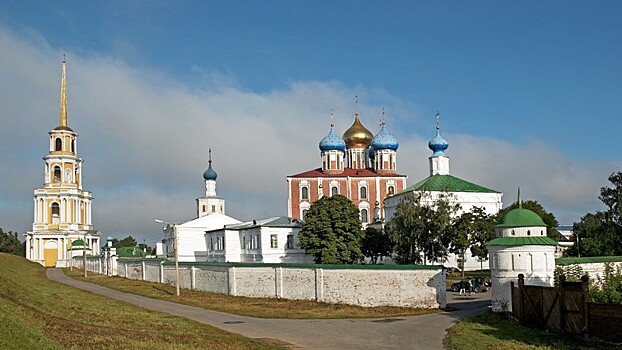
495;208;546;228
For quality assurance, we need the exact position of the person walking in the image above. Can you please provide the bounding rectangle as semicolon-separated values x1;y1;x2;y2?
458;279;466;296
468;278;475;296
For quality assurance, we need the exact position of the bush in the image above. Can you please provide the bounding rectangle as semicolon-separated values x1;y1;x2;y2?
590;263;622;304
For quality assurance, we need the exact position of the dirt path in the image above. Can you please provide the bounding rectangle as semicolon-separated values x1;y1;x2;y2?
47;268;489;349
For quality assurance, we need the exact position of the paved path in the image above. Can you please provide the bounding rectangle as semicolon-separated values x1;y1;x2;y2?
47;268;489;350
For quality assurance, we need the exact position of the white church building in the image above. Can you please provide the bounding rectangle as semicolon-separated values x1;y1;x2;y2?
384;113;503;270
161;151;311;263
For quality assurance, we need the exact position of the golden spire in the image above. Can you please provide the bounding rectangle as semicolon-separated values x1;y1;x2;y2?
54;55;73;131
59;55;68;128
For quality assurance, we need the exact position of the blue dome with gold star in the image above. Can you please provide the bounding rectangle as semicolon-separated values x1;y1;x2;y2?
371;124;399;151
319;126;346;152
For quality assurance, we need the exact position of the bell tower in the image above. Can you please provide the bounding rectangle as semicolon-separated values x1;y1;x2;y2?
26;56;100;267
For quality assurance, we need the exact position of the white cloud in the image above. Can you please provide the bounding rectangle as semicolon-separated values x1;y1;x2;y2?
0;26;617;245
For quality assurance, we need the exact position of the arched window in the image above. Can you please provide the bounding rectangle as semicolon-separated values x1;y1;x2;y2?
71;140;75;153
527;230;531;236
51;202;60;224
55;138;62;151
541;230;544;236
301;186;309;200
387;186;395;196
331;186;338;196
511;230;515;236
360;186;367;199
54;166;61;183
361;209;368;223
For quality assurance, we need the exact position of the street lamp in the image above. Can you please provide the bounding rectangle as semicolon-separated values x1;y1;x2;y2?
155;219;180;296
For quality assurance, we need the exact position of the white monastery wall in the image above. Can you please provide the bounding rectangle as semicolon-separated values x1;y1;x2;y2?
76;257;445;308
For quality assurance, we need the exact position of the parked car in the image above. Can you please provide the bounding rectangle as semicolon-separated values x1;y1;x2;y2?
451;277;490;293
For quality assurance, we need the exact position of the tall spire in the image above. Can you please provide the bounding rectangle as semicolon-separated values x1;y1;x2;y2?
59;54;68;129
517;187;522;209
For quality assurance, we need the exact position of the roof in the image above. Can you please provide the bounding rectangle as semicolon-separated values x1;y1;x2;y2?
495;208;547;228
486;236;558;246
225;216;302;230
116;246;147;258
555;256;622;266
399;174;499;194
179;212;241;229
288;167;406;178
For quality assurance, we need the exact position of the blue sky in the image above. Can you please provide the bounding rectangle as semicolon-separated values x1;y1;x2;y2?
0;1;620;244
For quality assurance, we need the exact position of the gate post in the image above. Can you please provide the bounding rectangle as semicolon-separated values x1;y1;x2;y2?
560;275;566;332
581;275;589;334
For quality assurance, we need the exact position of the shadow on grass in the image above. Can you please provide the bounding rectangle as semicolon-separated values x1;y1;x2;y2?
151;285;175;296
448;310;621;350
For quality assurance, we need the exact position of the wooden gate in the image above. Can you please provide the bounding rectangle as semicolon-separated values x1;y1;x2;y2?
511;274;588;335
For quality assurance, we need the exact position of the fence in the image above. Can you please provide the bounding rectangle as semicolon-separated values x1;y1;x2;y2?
511;273;622;342
73;256;446;309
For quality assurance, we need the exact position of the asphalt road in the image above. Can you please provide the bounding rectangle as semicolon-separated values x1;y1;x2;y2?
47;268;490;350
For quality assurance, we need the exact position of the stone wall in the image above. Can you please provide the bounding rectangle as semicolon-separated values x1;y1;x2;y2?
73;257;445;308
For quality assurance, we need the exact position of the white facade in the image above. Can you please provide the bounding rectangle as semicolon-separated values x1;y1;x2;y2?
163;212;241;262
205;217;313;263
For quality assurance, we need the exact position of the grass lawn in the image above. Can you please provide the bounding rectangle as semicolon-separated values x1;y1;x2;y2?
0;253;281;350
446;310;620;350
64;268;439;319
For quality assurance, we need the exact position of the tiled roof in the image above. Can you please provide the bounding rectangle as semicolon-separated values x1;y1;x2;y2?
400;174;499;194
288;168;406;178
486;236;558;246
555;256;622;266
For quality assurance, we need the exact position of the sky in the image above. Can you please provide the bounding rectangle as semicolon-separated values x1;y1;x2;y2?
0;1;620;246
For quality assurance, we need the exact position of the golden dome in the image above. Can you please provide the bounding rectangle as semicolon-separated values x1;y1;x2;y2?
342;112;373;148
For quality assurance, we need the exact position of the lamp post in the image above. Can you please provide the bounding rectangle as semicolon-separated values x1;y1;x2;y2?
83;233;88;278
155;219;180;296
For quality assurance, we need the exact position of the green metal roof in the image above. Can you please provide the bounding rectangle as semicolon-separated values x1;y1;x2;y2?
116;246;147;258
400;174;499;194
495;208;547;228
486;236;558;246
555;256;622;266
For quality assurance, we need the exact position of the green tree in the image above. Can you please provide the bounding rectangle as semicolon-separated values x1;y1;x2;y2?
495;200;561;240
0;228;25;256
566;171;622;257
361;226;392;264
385;191;460;264
112;236;138;248
450;206;495;277
299;195;364;264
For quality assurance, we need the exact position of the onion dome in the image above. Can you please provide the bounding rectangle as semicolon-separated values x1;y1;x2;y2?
428;111;448;156
495;208;547;228
319;125;346;152
371;122;399;151
203;149;217;180
343;112;373;148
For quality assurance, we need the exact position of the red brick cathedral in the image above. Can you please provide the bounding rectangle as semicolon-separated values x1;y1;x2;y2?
287;102;407;225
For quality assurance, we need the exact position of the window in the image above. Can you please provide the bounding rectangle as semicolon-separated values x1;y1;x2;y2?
387;186;395;195
202;205;206;212
211;205;216;212
51;203;60;216
527;230;531;236
511;230;515;236
270;234;278;248
541;230;544;236
360;186;367;199
55;138;62;151
301;186;309;200
286;235;294;249
331;186;338;196
360;209;368;223
242;236;246;249
71;140;75;153
54;166;61;183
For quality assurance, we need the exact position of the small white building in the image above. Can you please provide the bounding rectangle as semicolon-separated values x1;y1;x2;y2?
384;114;503;269
487;201;557;312
205;216;313;263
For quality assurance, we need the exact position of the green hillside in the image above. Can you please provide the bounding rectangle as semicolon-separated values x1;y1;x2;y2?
0;253;279;350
